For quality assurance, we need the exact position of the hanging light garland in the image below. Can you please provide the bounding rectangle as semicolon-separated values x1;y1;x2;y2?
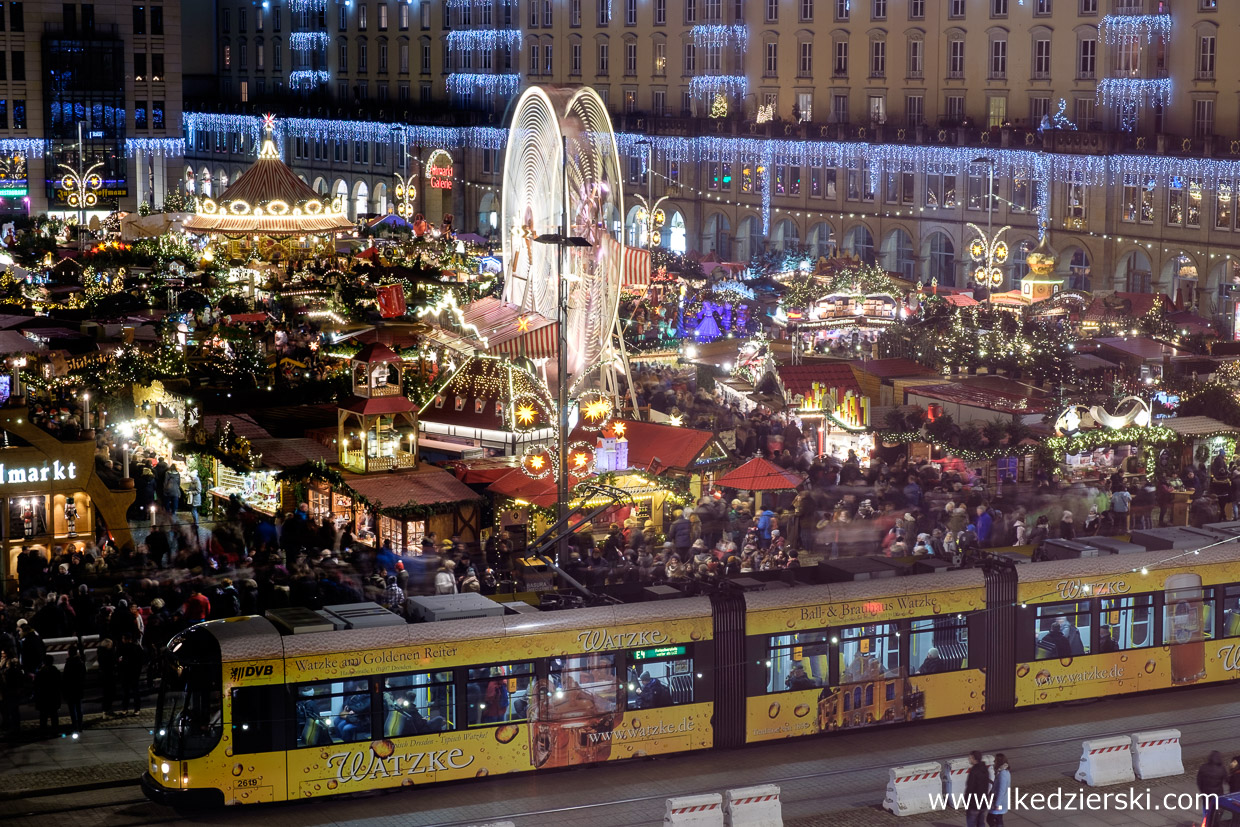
689;75;748;102
446;30;523;51
289;32;331;49
125;138;186;158
289;70;332;90
1100;13;1172;46
690;24;747;50
1096;78;1172;110
445;73;520;96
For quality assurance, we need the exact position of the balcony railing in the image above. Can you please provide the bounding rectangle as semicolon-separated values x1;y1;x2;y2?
343;450;416;473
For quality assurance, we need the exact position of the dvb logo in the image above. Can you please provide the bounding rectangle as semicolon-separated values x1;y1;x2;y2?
230;664;274;681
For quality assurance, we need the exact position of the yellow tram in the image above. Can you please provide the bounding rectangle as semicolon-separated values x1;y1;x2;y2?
143;544;1240;808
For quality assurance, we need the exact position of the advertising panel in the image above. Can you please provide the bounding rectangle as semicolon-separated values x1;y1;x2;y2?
747;587;984;637
746;669;984;744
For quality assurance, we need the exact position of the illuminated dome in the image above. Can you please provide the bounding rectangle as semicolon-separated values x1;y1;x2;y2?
1025;233;1059;278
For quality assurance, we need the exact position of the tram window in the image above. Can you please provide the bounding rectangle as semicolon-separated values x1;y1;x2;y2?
1167;582;1217;643
1035;603;1090;659
382;671;455;737
765;631;829;693
543;654;617;720
625;652;693;710
231;686;279;755
467;662;533;727
1099;595;1154;652
153;629;223;761
294;679;372;747
839;624;900;683
909;617;968;674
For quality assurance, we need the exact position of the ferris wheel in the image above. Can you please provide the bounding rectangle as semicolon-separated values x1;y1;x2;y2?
502;85;633;404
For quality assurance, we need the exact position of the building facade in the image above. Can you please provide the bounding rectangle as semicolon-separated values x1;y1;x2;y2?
0;0;186;216
190;0;1240;315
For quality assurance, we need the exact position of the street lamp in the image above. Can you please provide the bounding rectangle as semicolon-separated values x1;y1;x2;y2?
969;156;1011;295
633;138;670;249
61;122;103;249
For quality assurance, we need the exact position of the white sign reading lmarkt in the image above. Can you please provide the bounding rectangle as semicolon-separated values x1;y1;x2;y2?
0;461;77;485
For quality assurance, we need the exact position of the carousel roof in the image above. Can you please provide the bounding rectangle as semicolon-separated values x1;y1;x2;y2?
183;134;353;237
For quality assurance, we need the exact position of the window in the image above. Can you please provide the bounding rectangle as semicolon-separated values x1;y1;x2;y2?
135;100;148;130
530;43;541;75
1010;167;1032;211
909;0;923;18
991;0;1007;15
1035;0;1051;13
776;165;801;195
571;42;581;75
1066;168;1087;221
544;43;552;74
379;41;387;72
338;40;348;72
9;50;21;82
799;42;812;76
1198;36;1216;80
885;161;913;204
627;649;693;709
870;39;884;77
946;94;964;123
398;3;408;29
598;0;610;25
871;0;885;19
832;93;848;123
153;101;165;130
358;3;367;29
1074;97;1095;129
948;40;964;78
12;99;23;130
420;2;429;28
598;42;608;74
765;41;777;76
1080;0;1096;11
1035;603;1091;659
990;38;1006;79
925;168;957;208
419;42;429;72
684;43;696;73
684;0;695;22
1195;99;1215;139
231;686;282;755
338;4;347;29
835;0;848;20
467;663;533;727
239;38;248;69
382;671;454;736
905;94;923;126
1114;35;1140;75
378;3;387;29
949;0;964;17
625;42;636;75
800;0;812;21
81;4;93;30
1100;595;1155;652
294;678;374;746
765;0;777;22
134;5;146;34
838;623;900;685
766;631;830;692
63;2;76;32
1033;38;1051;79
654;41;666;75
907;38;922;77
910;617;968;675
626;0;636;24
810;164;836;198
1217;182;1233;231
652;88;666;115
135;53;147;80
834;40;848;75
655;0;666;23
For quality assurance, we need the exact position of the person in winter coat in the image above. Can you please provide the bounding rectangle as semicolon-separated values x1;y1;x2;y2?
163;463;183;516
117;634;145;714
18;621;44;674
183;471;203;525
964;750;991;827
987;754;1010;827
62;644;86;732
96;637;117;715
668;510;693;558
434;561;458;594
1198;751;1228;826
1;656;25;734
1228;755;1240;794
33;656;61;735
1058;510;1076;541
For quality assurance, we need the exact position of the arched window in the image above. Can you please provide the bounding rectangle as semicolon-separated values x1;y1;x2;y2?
927;232;955;286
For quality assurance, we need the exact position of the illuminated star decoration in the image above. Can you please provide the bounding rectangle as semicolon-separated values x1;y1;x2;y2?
572;452;590;469
668;414;684;427
515;404;537;426
583;398;612;422
516;315;530;332
612;421;626;438
528;455;545;471
262;112;277;131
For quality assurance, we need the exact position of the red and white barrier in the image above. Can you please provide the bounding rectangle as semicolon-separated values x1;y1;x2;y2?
1131;729;1183;780
665;793;724;826
883;762;943;816
724;784;782;827
941;754;994;798
1075;736;1135;787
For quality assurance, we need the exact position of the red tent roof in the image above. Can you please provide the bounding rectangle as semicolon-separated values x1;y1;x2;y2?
354;342;402;364
570;419;721;471
777;363;862;400
487;468;587;507
715;457;804;491
339;395;415;415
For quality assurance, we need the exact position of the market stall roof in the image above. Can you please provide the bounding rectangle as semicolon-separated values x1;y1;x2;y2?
846;358;940;380
339;395;417;415
1070;353;1120;372
421;355;551;432
249;438;337;469
446;455;520;485
578;419;729;472
344;465;482;510
182;133;354;238
905;375;1053;416
333;323;432;353
0;331;46;355
462;296;557;358
1080;292;1173;322
942;294;979;307
354;342;402;364
776;363;863;400
1158;417;1240;437
1168;309;1215;336
715;456;804;491
1089;337;1186;362
487;468;588;508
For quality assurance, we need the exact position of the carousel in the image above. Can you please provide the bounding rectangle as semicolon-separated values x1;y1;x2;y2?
182;115;354;260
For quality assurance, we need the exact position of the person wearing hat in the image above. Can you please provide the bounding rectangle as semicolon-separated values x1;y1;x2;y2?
434;560;458;595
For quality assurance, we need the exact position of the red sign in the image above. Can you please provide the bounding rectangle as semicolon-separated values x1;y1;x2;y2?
428;164;453;190
376;284;407;318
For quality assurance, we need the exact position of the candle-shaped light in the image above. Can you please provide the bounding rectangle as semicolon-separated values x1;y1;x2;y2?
122;442;130;478
82;393;90;429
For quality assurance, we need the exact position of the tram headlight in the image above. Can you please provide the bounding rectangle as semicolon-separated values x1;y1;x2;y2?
160;762;170;774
